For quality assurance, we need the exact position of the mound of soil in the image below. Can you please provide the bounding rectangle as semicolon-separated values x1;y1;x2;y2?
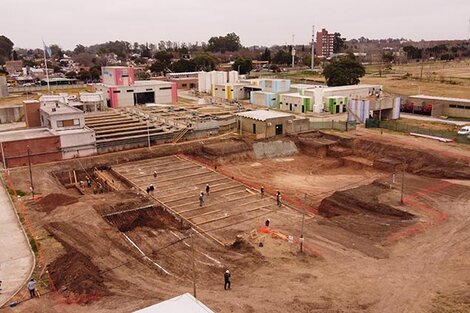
319;182;414;219
48;241;109;300
37;193;78;213
104;206;187;232
230;236;257;253
318;181;415;243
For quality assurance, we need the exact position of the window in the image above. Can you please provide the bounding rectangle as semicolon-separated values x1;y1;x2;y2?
159;87;172;90
73;119;80;126
127;89;134;92
57;120;63;127
182;84;187;87
146;88;153;91
113;90;120;94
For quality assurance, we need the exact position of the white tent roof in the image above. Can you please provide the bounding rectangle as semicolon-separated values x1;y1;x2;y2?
133;293;214;313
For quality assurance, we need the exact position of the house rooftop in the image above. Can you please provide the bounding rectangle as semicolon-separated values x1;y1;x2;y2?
0;128;54;142
409;95;470;103
236;110;293;121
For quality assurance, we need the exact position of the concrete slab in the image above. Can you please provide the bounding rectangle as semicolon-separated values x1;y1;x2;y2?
0;179;34;307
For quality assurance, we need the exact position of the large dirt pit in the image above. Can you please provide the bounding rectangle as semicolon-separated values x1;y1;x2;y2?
3;131;470;313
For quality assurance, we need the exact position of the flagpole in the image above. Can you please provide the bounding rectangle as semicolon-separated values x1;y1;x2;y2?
43;42;50;91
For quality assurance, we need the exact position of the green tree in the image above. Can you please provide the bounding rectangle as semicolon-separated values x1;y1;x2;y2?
0;35;14;65
403;46;422;60
65;71;77;79
154;51;173;67
208;33;241;53
232;57;253;74
382;51;394;64
74;44;86;54
333;33;346;53
323;54;365;86
272;50;291;65
90;67;101;81
78;69;91;81
149;61;166;74
259;48;271;62
172;59;196;72
192;52;218;71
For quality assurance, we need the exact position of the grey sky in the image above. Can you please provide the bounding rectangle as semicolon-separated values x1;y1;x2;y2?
2;0;469;50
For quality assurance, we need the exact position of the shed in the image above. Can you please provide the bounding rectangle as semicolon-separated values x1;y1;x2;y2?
236;110;294;139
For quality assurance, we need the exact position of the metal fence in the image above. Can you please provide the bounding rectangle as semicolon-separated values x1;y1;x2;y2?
366;119;470;144
310;120;356;132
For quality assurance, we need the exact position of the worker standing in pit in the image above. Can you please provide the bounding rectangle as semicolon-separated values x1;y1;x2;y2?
205;184;210;195
224;270;231;290
27;279;36;298
86;176;92;188
260;186;264;197
153;171;157;179
276;191;282;207
199;191;205;206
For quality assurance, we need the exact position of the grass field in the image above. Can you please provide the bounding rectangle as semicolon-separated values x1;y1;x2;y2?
260;59;470;99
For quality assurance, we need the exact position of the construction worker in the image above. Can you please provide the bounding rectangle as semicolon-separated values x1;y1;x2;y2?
153;171;158;179
224;270;231;290
260;186;264;197
199;191;205;206
146;184;155;194
27;278;36;298
276;191;282;207
205;184;210;195
86;176;92;188
265;218;270;227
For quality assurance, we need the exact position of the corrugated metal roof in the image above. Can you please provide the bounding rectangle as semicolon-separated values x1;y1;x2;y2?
236;110;293;121
133;293;214;313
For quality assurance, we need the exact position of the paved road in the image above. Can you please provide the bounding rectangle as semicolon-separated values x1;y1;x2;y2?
0;178;34;307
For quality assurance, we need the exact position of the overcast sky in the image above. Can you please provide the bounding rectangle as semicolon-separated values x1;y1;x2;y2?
2;0;469;50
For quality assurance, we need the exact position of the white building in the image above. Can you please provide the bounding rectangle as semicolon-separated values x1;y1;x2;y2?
279;93;313;113
97;66;177;108
212;83;245;100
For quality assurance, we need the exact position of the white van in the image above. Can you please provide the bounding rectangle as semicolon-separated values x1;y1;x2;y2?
457;126;470;136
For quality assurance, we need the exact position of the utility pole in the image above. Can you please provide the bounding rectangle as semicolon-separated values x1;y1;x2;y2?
400;162;406;204
300;193;306;253
27;146;34;198
291;34;296;68
190;230;197;298
311;25;315;70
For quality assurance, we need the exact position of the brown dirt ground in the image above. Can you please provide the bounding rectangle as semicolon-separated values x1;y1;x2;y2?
2;130;470;313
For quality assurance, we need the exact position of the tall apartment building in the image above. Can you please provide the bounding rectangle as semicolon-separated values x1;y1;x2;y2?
316;28;335;58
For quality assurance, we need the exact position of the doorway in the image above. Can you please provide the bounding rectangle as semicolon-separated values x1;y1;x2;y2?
134;92;155;105
275;124;283;135
252;123;257;134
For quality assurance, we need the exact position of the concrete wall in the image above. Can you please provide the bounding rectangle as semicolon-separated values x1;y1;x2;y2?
102;66;135;86
57;128;97;159
97;82;174;107
408;97;470;119
1;136;62;168
0;105;23;124
23;101;41;127
250;91;277;108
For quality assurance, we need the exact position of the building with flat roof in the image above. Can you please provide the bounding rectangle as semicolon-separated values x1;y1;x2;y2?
279;93;312;113
316;28;335;58
236;110;295;138
97;66;177;108
407;95;470;119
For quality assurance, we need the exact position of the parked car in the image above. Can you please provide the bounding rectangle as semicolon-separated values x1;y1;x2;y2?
457;126;470;136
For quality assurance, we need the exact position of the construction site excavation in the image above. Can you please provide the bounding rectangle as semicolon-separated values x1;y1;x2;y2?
3;128;470;313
